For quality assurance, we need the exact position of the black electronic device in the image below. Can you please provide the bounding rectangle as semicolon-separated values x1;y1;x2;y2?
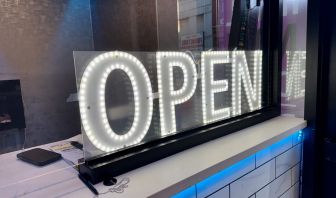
17;148;62;166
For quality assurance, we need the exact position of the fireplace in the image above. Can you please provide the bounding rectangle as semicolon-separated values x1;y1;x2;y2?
0;80;25;131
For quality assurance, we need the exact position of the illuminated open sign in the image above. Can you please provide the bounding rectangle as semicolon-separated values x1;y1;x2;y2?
78;51;262;152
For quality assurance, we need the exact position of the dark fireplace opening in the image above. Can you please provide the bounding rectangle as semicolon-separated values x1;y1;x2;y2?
0;80;26;131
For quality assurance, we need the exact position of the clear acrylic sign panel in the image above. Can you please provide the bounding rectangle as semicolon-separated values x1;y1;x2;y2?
73;51;263;160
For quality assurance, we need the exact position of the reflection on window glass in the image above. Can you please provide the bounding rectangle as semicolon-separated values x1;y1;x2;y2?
71;0;272;159
281;0;307;118
177;0;264;51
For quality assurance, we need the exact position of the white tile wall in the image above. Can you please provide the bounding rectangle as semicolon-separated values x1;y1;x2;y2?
255;170;291;198
291;164;300;184
230;160;276;198
172;133;303;198
279;183;300;198
208;185;230;198
256;136;293;167
292;132;303;146
196;156;255;198
276;144;301;177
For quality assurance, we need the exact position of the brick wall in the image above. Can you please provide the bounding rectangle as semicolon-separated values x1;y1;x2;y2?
172;131;303;198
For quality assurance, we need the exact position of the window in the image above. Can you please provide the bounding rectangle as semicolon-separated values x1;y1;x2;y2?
75;0;281;183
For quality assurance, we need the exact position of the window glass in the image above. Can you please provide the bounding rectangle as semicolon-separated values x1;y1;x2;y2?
281;0;307;118
178;0;264;51
75;0;269;159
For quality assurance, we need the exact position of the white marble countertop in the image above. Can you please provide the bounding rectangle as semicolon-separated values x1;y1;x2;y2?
0;116;306;198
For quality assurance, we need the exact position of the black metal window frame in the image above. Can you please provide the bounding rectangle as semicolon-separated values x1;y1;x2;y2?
79;0;282;184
